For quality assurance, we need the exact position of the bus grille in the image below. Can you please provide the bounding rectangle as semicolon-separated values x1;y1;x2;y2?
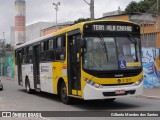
101;83;134;86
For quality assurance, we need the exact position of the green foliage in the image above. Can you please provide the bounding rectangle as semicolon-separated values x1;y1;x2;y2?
125;0;157;14
74;18;90;24
0;56;14;77
6;43;11;49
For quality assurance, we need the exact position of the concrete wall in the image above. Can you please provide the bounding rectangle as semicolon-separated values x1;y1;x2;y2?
11;22;54;47
42;25;70;36
142;48;160;88
26;22;54;42
0;55;14;78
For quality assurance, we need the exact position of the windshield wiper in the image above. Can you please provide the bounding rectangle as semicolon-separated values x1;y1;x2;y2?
128;34;137;44
98;34;108;61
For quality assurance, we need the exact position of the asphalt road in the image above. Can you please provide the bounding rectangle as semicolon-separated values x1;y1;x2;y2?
0;79;160;120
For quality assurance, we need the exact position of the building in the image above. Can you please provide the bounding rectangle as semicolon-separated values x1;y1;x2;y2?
10;26;15;47
26;22;54;41
103;9;125;17
10;21;54;47
98;12;160;48
41;21;74;36
15;0;26;45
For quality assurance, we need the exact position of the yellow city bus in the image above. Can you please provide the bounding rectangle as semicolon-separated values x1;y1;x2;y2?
15;20;143;104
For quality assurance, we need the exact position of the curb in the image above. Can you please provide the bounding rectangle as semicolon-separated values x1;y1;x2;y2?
1;77;14;81
137;95;160;100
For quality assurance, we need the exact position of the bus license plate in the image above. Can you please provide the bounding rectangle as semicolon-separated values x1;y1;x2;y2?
115;90;125;95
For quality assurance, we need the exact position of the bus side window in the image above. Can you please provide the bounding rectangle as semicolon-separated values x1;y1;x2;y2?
44;41;49;51
15;50;17;65
49;39;54;50
57;37;61;48
17;50;22;65
55;36;66;61
41;42;44;52
61;36;66;59
47;39;55;61
22;48;28;64
28;46;33;64
40;42;46;62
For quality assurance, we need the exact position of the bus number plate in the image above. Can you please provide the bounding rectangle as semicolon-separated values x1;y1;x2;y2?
115;90;125;95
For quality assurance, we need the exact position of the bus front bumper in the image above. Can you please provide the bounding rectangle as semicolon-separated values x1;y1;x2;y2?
83;82;143;100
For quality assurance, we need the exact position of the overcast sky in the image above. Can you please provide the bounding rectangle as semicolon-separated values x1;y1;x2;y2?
0;0;140;43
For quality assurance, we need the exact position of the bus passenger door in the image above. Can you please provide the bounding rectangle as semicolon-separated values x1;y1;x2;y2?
33;45;40;90
17;51;22;85
68;33;81;96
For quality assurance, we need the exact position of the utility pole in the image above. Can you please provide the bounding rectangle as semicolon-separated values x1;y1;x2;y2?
2;32;5;56
3;32;5;44
84;0;94;20
53;1;61;31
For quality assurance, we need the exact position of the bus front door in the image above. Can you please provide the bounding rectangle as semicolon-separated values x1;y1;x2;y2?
33;45;40;91
68;34;81;96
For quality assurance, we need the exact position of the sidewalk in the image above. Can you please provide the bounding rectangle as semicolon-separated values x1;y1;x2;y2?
142;87;160;99
1;76;15;81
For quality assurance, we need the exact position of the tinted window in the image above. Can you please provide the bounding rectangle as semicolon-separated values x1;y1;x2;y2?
49;39;54;50
41;42;44;52
57;37;61;48
28;46;33;64
55;35;66;61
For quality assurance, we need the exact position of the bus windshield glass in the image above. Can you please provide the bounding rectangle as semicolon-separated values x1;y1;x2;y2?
83;36;141;71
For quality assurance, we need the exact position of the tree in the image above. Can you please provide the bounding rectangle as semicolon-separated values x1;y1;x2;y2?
125;1;140;14
74;18;90;24
5;43;12;50
125;0;157;14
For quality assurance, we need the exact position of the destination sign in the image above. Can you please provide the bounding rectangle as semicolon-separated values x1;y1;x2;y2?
92;25;132;32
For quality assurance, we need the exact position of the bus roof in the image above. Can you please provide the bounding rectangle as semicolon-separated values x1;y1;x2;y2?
15;20;138;49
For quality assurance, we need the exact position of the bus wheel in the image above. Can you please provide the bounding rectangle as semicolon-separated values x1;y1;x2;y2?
0;86;3;91
25;79;32;94
60;82;71;104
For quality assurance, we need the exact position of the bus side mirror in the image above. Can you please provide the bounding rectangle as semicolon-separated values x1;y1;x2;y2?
76;37;86;52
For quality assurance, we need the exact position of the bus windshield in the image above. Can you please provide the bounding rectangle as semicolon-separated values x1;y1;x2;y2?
83;36;141;71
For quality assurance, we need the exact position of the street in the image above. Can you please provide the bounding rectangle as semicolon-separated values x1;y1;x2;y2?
0;78;160;120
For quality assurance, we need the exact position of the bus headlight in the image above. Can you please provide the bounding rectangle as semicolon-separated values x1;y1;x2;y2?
134;78;143;86
83;77;102;88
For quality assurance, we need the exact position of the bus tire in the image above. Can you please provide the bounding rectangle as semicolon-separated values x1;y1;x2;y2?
25;78;32;94
0;86;3;91
60;81;71;104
